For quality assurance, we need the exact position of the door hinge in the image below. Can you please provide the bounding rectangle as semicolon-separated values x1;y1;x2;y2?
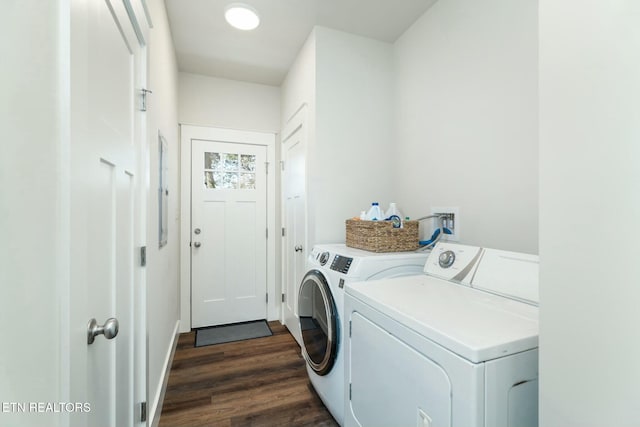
280;160;285;171
140;88;152;112
281;227;286;237
266;228;269;239
349;383;352;400
349;320;352;337
281;293;285;303
265;161;269;174
140;246;146;267
139;401;147;423
266;293;269;303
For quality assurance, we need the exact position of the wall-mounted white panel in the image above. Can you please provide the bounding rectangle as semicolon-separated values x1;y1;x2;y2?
539;1;640;425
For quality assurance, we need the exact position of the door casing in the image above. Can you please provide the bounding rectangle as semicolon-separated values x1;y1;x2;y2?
179;125;277;332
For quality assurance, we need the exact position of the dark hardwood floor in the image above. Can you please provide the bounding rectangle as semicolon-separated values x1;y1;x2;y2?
159;321;339;427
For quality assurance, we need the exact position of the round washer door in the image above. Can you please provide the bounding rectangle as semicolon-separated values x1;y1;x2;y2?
298;270;337;376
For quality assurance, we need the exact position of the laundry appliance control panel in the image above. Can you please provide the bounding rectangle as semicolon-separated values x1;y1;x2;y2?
423;243;484;285
424;242;539;304
330;255;353;274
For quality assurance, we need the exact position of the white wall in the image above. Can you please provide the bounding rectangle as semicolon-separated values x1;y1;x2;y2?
314;27;395;244
179;72;280;133
281;27;395;247
393;0;538;253
281;29;316;128
539;1;640;425
146;0;181;423
0;2;68;426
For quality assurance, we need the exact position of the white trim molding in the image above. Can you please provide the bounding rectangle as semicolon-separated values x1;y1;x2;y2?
150;320;180;427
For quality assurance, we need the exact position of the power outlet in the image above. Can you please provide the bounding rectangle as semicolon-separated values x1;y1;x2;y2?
430;206;459;242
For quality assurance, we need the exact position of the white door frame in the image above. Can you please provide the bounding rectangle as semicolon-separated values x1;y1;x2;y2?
179;125;278;332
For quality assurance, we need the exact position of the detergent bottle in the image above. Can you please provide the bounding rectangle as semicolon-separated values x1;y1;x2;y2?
365;202;383;220
384;202;403;220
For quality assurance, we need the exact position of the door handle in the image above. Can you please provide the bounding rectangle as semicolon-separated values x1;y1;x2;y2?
87;318;119;345
294;245;303;252
193;241;201;248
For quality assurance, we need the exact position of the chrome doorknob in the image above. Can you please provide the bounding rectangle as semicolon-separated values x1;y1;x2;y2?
193;241;201;248
87;318;119;345
294;245;303;252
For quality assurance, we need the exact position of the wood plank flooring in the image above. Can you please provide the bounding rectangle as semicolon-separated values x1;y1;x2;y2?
159;321;339;427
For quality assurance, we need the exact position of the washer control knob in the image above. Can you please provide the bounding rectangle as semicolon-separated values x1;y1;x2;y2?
438;250;456;268
319;252;330;266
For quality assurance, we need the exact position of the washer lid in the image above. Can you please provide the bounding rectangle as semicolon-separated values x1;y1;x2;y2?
346;276;538;364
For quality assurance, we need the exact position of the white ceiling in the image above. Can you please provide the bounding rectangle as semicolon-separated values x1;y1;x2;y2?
164;0;438;86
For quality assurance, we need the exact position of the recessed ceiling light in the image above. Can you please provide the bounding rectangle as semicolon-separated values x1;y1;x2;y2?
225;3;260;31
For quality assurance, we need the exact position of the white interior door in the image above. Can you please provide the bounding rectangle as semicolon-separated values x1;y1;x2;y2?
282;111;308;347
191;137;268;327
69;0;143;425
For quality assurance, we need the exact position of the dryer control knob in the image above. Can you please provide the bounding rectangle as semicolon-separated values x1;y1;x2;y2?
319;252;330;266
438;250;456;268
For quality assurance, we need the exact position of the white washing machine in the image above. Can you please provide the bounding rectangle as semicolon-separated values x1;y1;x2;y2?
298;244;430;425
344;242;540;427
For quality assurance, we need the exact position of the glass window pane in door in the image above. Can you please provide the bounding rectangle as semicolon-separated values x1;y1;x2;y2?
214;171;238;189
240;154;256;172
204;171;216;188
204;152;221;170
223;153;238;171
239;173;256;189
204;152;258;190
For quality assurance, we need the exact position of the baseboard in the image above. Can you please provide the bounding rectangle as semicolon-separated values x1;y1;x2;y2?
150;320;180;427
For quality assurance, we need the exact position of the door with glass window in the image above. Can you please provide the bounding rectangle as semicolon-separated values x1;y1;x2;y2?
191;138;268;327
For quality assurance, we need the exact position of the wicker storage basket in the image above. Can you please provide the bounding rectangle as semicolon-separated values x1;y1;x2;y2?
345;219;419;253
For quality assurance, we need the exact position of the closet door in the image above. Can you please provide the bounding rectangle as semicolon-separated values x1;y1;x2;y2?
69;0;147;425
282;106;308;346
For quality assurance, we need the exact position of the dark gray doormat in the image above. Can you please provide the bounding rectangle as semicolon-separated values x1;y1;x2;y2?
195;320;273;348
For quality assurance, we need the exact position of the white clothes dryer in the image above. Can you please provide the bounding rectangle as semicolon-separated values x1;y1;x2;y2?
298;244;430;425
344;242;540;427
